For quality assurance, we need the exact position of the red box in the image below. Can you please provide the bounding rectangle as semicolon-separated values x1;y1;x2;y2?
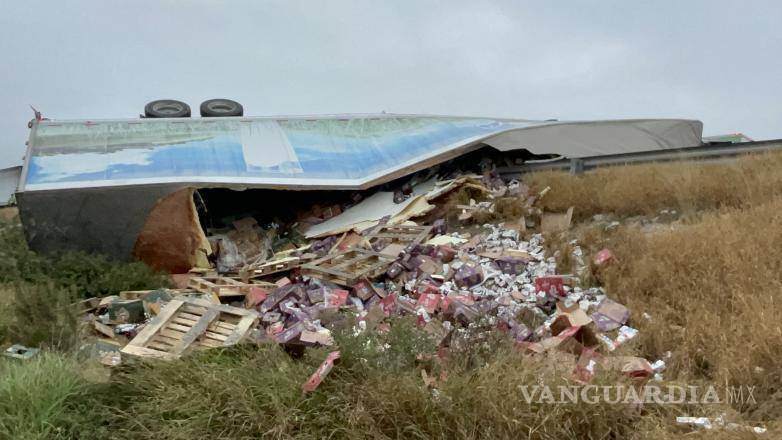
326;288;349;307
535;276;565;297
416;293;441;314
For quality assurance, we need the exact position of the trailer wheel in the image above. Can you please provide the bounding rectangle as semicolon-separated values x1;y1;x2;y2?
200;99;244;117
144;100;191;118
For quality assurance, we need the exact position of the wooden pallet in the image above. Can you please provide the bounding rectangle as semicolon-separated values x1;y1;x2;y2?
301;247;395;286
188;276;254;301
365;224;433;248
120;298;259;360
242;256;301;278
250;280;279;289
118;288;193;301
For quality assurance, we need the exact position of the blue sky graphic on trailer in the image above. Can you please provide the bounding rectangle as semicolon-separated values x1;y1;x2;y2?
25;117;532;186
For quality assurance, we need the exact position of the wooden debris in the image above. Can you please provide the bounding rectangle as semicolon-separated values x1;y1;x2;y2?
478;249;533;260
119;289;191;300
249;280;279;289
120;298;259;360
93;320;116;339
379;243;406;257
456;199;494;222
241;244;313;280
74;297;101;314
365;224;433;249
301;248;395;286
425;235;467;246
330;232;368;253
188;276;255;302
242;256;301;279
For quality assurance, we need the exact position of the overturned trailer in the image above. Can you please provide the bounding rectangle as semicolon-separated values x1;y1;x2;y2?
16;114;702;272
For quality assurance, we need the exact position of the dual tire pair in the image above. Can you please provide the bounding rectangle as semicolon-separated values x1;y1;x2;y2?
143;99;243;118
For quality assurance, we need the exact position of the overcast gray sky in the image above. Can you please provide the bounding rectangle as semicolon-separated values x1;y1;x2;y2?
1;1;780;169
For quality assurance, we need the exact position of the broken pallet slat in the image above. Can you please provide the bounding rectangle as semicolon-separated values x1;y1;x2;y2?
118;288;193;300
365;224;433;249
170;309;220;356
243;256;302;278
124;299;186;349
223;316;256;345
188;276;255;299
301;248;394;286
120;345;179;360
329;253;373;271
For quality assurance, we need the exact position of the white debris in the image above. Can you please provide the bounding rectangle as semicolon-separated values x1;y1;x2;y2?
676;415;766;434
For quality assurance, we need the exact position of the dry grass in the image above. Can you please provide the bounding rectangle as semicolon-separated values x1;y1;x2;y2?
525;151;782;220
598;202;782;417
522;152;782;437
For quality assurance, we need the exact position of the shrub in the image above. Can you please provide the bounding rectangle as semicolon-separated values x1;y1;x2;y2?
0;219;46;283
0;217;169;297
47;251;170;298
5;282;80;351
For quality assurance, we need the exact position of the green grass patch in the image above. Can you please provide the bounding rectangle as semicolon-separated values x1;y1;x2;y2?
0;353;95;440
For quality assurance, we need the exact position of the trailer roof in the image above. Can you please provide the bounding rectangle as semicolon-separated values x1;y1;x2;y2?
20;114;703;192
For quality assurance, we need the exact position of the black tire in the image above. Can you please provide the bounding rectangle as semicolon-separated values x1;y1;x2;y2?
200;99;244;117
144;100;191;118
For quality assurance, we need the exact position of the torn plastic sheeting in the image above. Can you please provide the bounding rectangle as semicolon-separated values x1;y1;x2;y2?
209;234;243;273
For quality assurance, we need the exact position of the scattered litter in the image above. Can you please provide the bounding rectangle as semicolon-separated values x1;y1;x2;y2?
49;165;664;426
3;344;40;360
593;248;615;266
303;351;341;393
676;415;766;434
540;207;574;234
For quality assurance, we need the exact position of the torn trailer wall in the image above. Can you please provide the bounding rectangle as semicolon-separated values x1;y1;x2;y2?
17;183;375;274
15;114;703;272
132;187;211;273
16;184;183;263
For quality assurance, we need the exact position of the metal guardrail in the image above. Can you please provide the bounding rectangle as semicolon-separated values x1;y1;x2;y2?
497;139;782;175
